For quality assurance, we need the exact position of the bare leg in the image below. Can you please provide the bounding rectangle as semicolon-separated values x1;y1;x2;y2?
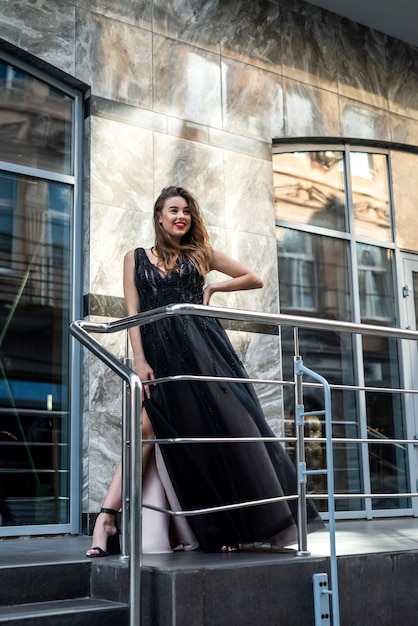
86;408;154;556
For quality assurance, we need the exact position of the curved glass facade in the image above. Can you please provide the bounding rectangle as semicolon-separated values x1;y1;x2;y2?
274;146;411;516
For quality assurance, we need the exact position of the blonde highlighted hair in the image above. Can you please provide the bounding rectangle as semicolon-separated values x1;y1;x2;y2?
153;186;212;276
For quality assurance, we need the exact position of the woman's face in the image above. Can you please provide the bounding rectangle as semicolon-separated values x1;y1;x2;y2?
159;195;192;239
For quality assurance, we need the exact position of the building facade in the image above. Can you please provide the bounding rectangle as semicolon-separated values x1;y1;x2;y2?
1;0;418;536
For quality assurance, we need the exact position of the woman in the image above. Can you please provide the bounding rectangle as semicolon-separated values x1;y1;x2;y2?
87;186;321;556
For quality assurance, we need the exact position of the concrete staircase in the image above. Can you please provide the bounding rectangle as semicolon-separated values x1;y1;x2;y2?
0;543;128;625
1;526;418;625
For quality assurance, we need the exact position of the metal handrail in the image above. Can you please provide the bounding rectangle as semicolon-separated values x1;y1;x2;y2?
70;303;418;626
70;319;143;624
73;301;418;340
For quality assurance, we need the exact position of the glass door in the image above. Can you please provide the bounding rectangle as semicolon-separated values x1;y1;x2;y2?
402;257;418;516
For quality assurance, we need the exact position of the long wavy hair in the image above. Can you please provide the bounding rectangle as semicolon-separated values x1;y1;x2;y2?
153;186;212;276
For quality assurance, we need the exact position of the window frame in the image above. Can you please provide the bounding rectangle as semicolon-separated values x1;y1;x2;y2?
273;142;410;520
0;49;84;536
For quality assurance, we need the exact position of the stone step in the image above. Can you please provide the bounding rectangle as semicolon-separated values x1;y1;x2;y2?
0;562;91;606
2;532;418;626
0;597;128;626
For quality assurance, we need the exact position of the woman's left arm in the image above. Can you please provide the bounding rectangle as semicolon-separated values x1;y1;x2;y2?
203;248;263;305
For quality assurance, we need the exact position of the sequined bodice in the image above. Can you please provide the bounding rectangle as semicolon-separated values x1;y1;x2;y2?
134;247;204;311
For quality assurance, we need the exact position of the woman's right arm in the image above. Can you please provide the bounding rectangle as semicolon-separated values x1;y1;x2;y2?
123;249;155;398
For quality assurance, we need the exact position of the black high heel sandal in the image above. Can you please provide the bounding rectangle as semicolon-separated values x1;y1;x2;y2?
86;507;120;558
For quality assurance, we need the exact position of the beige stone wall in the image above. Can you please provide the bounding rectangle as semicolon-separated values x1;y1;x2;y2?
2;0;418;512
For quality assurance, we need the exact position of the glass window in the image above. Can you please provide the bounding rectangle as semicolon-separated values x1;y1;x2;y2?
0;57;77;530
363;336;409;509
274;146;410;516
0;172;72;526
0;174;16;256
357;244;395;323
277;228;352;320
351;152;391;242
277;229;317;311
277;226;360;511
274;150;346;231
0;60;72;174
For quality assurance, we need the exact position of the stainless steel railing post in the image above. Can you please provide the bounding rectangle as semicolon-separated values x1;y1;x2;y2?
121;329;132;558
121;375;130;558
294;355;309;556
128;372;143;626
298;360;340;626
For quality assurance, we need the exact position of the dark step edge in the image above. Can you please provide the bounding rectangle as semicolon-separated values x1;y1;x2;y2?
0;597;128;622
0;561;92;607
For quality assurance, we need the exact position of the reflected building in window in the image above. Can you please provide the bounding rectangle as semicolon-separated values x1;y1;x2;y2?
274;147;408;513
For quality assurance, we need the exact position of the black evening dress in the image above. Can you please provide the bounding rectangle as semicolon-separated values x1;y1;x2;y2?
135;247;321;552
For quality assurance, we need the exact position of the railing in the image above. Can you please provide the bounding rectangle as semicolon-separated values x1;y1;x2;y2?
70;303;418;626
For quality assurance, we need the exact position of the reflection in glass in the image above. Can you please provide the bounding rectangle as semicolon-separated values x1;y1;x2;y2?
359;243;407;508
277;228;351;320
0;61;72;174
273;151;346;231
277;227;361;511
351;152;391;242
357;244;395;323
0;172;71;525
363;336;410;509
275;147;412;516
412;271;418;329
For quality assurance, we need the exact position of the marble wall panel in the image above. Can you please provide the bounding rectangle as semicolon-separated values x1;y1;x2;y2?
284;78;340;137
255;236;280;315
336;19;388;110
75;8;152;107
387;39;418;122
82;410;90;513
390;113;418;147
74;0;151;29
154;0;283;72
87;410;122;510
205;225;227;260
223;152;275;238
0;0;75;74
89;202;154;297
280;0;339;92
152;133;225;229
208;128;272;161
390;151;418;252
340;97;391;142
85;330;125;510
213;230;278;314
153;0;222;54
83;117;92;296
82;348;91;513
219;0;282;73
90;117;154;213
153;35;222;129
221;58;284;141
88;347;123;413
166;117;210;145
